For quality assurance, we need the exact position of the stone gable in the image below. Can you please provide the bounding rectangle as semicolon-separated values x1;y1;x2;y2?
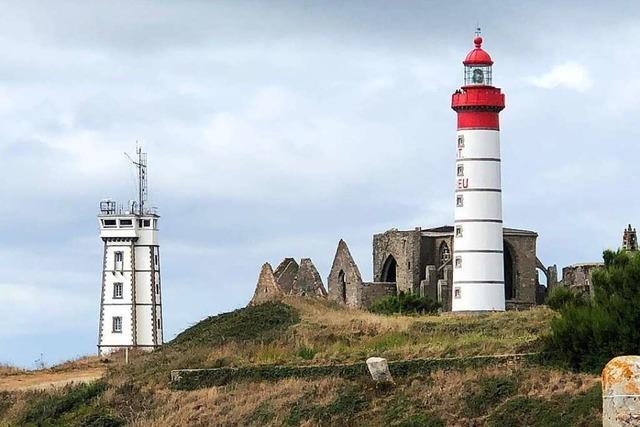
291;258;327;297
327;239;363;307
249;263;284;305
273;258;299;294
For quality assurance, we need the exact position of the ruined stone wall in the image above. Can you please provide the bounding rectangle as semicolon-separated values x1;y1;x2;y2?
273;258;299;294
504;234;538;305
373;229;422;294
361;282;397;309
562;263;603;297
249;263;283;306
291;258;327;297
327;240;364;308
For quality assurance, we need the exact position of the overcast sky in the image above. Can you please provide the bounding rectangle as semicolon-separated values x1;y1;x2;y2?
1;0;639;367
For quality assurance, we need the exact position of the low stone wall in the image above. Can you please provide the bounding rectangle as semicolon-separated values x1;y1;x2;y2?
361;282;397;308
170;353;544;390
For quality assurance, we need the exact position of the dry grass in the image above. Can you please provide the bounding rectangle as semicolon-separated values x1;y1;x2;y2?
0;364;24;377
133;377;346;427
109;297;556;391
122;364;600;427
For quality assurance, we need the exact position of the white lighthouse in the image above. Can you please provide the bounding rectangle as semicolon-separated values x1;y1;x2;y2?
451;33;506;312
97;147;164;355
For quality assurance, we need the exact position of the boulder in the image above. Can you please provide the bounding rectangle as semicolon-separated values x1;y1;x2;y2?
366;357;394;384
602;356;640;426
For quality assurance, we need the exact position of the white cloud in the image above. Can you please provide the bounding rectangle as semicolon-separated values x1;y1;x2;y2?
527;62;593;92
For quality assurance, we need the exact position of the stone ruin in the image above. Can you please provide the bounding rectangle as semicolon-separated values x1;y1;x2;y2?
553;224;638;298
250;224;639;310
249;257;327;306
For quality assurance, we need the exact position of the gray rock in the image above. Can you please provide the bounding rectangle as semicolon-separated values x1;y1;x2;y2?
366;357;394;383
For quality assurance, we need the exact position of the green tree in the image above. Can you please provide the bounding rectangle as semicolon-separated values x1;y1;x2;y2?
545;285;586;311
547;249;640;372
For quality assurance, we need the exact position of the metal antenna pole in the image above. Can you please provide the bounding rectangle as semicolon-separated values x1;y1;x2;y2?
125;144;148;216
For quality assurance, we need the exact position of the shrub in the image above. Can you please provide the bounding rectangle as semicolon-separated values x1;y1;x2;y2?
369;292;440;315
296;345;316;360
546;250;640;372
545;286;587;310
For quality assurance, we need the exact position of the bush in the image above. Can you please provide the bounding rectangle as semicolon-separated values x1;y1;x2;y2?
545;286;587;310
369;292;440;315
546;250;640;372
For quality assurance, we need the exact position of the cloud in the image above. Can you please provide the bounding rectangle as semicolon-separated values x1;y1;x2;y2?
526;62;593;92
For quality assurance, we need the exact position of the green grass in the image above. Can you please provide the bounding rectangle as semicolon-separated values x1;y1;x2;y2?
19;381;123;427
486;384;601;427
171;301;300;347
465;376;517;416
284;384;368;426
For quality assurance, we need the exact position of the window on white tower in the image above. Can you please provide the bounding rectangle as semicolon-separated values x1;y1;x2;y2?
457;135;465;148
113;282;123;299
456;195;464;207
157;318;161;329
455;226;463;238
114;252;124;271
454;287;461;299
155;283;160;294
457;164;464;177
455;256;462;268
112;316;122;333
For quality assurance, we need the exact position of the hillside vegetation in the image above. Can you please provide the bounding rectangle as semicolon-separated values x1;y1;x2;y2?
0;298;602;426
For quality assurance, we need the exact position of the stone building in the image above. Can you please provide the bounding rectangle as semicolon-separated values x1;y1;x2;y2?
623;224;638;251
328;225;553;311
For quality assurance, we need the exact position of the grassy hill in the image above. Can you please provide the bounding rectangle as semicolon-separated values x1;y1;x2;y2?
0;298;602;426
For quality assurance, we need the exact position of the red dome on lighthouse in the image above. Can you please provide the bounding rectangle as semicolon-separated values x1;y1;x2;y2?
463;36;493;66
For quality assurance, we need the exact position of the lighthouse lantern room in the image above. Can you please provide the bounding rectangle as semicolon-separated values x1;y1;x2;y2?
451;32;506;312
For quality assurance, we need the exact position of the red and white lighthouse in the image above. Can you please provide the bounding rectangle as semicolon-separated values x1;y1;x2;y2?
451;34;506;312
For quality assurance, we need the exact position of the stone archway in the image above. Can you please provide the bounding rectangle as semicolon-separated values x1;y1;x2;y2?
503;241;516;300
338;270;347;303
381;255;397;283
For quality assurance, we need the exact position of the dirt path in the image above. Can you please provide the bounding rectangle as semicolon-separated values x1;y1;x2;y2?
0;367;106;391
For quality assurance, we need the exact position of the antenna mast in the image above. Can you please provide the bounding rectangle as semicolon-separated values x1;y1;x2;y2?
125;144;148;215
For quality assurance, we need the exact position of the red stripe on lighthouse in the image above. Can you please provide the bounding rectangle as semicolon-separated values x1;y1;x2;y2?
456;111;499;130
